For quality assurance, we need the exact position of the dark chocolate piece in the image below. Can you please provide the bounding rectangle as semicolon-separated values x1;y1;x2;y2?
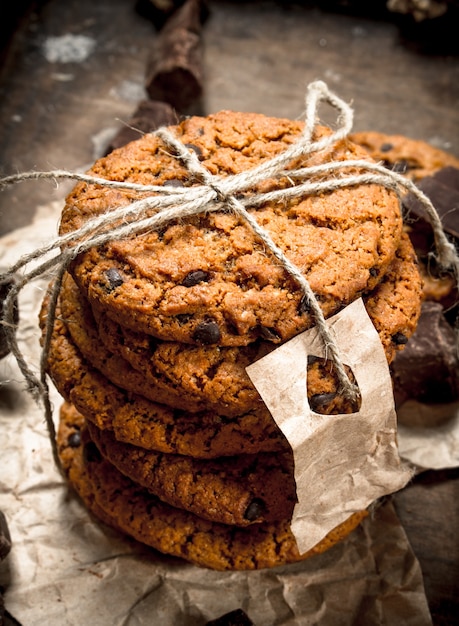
0;511;12;561
104;268;124;291
68;431;82;448
107;100;177;153
182;269;210;287
391;332;409;346
163;178;185;187
259;326;281;342
192;319;221;344
392;301;459;406
309;392;337;413
206;608;255;626
0;273;19;360
403;166;459;241
145;0;205;110
243;498;266;522
184;142;203;159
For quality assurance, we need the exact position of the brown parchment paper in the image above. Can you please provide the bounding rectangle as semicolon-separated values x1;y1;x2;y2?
246;298;414;554
0;201;447;625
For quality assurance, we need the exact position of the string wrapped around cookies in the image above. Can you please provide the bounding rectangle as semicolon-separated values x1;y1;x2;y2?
0;81;458;474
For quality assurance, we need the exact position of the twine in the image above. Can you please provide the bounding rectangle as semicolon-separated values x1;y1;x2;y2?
1;80;458;471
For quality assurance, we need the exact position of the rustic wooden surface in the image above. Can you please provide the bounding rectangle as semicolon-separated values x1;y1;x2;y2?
0;1;458;624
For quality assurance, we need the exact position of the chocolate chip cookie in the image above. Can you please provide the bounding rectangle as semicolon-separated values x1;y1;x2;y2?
350;131;459;181
57;232;421;419
83;405;297;526
59;111;404;346
57;402;368;571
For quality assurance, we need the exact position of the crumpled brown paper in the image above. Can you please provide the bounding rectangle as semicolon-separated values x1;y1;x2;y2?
247;298;414;554
0;200;447;625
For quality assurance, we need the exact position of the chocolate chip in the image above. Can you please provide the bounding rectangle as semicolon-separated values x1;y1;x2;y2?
244;498;266;521
392;332;409;345
163;178;185;187
185;143;203;159
369;266;379;277
259;326;281;342
307;354;321;366
380;143;394;152
182;269;211;287
104;268;124;291
68;431;81;448
83;441;102;463
192;319;221;344
309;392;337;413
176;313;192;324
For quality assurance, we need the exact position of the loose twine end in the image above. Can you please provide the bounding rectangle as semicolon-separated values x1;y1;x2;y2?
0;80;458;469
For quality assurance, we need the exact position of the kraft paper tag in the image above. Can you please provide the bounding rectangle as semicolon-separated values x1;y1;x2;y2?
246;298;414;554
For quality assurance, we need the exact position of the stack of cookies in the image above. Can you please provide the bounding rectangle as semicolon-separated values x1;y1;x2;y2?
41;110;424;571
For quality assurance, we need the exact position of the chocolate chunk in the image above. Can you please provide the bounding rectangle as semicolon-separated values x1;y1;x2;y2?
145;0;205;111
104;268;124;291
184;142;203;159
0;273;19;360
433;165;459;192
391;331;409;345
176;313;192;324
0;511;12;561
68;431;81;448
259;326;281;342
83;441;102;464
369;266;379;277
417;173;459;239
182;269;210;286
192;319;221;344
380;143;394;152
309;392;337;413
403;166;459;242
206;608;255;626
163;178;185;187
392;301;459;406
107;100;177;153
243;498;266;522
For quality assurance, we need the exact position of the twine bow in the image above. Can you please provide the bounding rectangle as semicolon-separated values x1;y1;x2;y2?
1;80;458;470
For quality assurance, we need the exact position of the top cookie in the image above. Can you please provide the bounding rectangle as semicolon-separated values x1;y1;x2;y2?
60;111;403;346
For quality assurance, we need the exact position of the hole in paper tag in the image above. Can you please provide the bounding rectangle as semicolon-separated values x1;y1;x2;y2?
307;355;362;415
246;298;414;554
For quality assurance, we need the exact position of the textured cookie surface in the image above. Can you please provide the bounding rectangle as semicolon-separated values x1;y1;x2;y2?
42;299;290;457
57;404;368;571
60;111;404;346
81;405;297;526
57;232;421;419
